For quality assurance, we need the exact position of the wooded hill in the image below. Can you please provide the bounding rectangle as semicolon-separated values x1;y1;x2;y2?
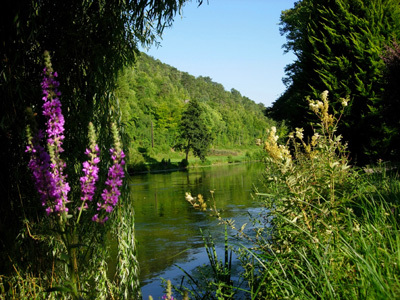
116;53;276;164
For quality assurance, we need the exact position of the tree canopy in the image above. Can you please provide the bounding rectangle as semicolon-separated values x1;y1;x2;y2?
269;0;400;163
0;0;201;274
175;98;213;162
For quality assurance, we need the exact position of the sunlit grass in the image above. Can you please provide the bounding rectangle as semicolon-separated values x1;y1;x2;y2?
127;145;265;173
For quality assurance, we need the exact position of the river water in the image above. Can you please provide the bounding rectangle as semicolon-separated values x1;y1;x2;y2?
130;163;266;299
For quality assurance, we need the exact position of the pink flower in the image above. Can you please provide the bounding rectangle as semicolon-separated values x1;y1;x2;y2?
93;148;125;223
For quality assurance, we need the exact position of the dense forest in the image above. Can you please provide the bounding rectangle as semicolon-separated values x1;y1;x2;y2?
116;53;277;166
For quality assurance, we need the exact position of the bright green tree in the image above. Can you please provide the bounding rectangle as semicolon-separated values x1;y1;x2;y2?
175;99;213;162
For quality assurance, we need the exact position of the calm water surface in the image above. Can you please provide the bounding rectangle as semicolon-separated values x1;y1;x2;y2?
131;163;265;299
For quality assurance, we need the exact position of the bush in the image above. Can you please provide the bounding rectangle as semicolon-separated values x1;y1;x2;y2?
179;158;189;169
242;91;400;299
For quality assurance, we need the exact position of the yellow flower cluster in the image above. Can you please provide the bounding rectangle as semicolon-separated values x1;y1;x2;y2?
288;128;321;157
185;192;207;211
308;90;335;131
295;127;304;140
311;132;320;147
264;126;291;162
341;97;349;107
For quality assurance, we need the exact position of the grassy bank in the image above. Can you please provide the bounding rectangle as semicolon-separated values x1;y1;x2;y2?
127;145;265;173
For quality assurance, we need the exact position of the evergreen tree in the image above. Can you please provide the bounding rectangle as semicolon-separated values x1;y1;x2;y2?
272;0;400;163
175;99;213;162
381;42;400;159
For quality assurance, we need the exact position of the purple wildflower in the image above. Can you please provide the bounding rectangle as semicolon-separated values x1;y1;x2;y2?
40;64;70;215
26;52;70;216
27;53;126;224
26;129;54;213
80;123;100;209
93;147;125;224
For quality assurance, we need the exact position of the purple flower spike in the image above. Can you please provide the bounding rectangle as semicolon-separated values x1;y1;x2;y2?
40;62;70;215
80;123;100;208
26;130;54;208
27;52;125;225
26;52;70;216
94;148;125;223
93;122;125;224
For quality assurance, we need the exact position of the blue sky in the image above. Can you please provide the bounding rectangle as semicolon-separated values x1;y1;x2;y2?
143;0;297;107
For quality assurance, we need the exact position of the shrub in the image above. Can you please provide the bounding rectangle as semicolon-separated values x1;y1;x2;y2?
246;91;381;298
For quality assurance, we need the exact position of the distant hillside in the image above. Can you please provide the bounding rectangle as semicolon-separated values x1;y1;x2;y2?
116;53;276;162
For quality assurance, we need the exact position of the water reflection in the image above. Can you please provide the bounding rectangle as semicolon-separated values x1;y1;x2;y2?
131;163;265;299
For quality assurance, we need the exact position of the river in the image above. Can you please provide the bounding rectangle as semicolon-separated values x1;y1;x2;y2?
129;162;266;299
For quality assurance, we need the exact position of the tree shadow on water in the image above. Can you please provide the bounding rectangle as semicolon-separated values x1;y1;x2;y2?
128;147;187;174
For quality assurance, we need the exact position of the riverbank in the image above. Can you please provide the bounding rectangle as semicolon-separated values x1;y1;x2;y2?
127;146;265;174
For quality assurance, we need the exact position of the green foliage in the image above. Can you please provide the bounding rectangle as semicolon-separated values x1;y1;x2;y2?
112;198;141;299
242;91;400;298
0;0;201;297
166;90;400;300
381;42;400;159
271;0;400;163
245;170;400;299
181;91;400;299
175;98;213;162
173;225;235;300
116;53;276;167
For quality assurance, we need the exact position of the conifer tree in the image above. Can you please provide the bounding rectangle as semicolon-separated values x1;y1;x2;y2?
381;42;400;159
272;0;400;163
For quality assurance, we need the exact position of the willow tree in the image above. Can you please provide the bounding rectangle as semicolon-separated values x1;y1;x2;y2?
0;0;203;288
271;0;400;163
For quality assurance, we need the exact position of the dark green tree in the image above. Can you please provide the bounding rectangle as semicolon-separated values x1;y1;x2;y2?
381;42;400;159
0;0;201;277
271;0;400;163
175;99;213;162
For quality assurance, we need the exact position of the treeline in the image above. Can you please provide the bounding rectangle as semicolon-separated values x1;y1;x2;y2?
269;0;400;164
116;53;276;163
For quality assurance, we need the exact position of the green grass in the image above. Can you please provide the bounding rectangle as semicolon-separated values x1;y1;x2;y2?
254;171;400;299
127;145;265;173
